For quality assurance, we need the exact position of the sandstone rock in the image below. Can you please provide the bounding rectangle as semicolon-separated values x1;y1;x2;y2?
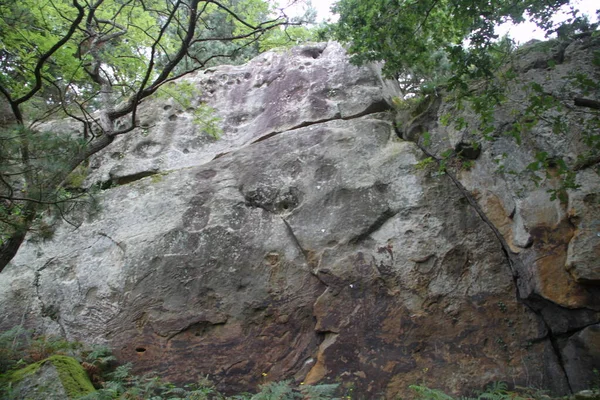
421;36;600;308
566;170;600;284
412;35;600;391
79;42;397;187
0;39;599;398
0;115;565;397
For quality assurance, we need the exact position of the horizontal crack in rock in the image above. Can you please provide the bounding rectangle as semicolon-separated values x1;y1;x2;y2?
214;101;393;160
100;170;160;189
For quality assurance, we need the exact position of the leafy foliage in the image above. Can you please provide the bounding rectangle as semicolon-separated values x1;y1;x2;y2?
82;377;340;400
333;0;592;86
0;0;302;271
155;81;222;138
257;4;324;52
259;25;322;52
0;125;98;247
0;327;86;375
1;326;340;399
333;0;599;203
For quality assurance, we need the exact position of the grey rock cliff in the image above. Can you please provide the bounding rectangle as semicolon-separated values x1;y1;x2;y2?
0;40;598;398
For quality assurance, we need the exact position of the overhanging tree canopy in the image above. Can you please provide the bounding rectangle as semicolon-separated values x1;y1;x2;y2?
0;0;302;272
332;0;600;204
333;0;597;90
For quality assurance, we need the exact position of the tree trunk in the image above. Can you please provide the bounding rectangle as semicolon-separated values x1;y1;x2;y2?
0;202;37;273
0;134;114;272
0;230;29;273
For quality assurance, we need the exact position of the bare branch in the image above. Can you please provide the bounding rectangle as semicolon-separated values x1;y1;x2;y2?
208;0;259;30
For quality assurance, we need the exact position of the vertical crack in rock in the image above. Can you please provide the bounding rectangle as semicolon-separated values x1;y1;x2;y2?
281;217;309;264
547;333;574;393
410;129;576;392
33;259;52;315
241;188;313;268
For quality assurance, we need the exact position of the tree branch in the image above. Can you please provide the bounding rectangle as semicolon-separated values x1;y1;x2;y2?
13;0;86;106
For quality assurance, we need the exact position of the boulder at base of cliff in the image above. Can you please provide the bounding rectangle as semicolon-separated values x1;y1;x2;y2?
1;355;95;399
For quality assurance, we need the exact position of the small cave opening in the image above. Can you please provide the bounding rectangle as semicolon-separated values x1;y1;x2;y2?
135;347;147;353
455;141;481;160
300;47;324;59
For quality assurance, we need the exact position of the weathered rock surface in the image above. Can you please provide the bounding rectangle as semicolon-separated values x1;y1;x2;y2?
401;34;600;391
81;42;396;187
0;39;599;398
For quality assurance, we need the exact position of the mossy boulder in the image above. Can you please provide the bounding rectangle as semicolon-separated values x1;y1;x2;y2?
0;355;95;399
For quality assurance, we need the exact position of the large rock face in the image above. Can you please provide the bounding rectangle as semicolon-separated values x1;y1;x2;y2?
0;41;598;398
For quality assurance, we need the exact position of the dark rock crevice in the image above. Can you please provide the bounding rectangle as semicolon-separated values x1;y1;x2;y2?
242;186;303;215
33;261;50;319
98;232;126;253
215;100;394;158
166;319;228;341
298;44;327;59
553;320;600;340
250;104;392;146
349;208;398;245
240;188;314;268
573;153;600;171
547;330;575;393
33;258;67;337
250;115;342;145
99;170;161;189
281;218;310;265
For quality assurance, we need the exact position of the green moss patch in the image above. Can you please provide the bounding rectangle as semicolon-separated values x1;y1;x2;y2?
2;355;95;399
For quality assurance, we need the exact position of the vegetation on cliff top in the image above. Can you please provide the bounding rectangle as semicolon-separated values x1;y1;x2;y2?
332;0;598;91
